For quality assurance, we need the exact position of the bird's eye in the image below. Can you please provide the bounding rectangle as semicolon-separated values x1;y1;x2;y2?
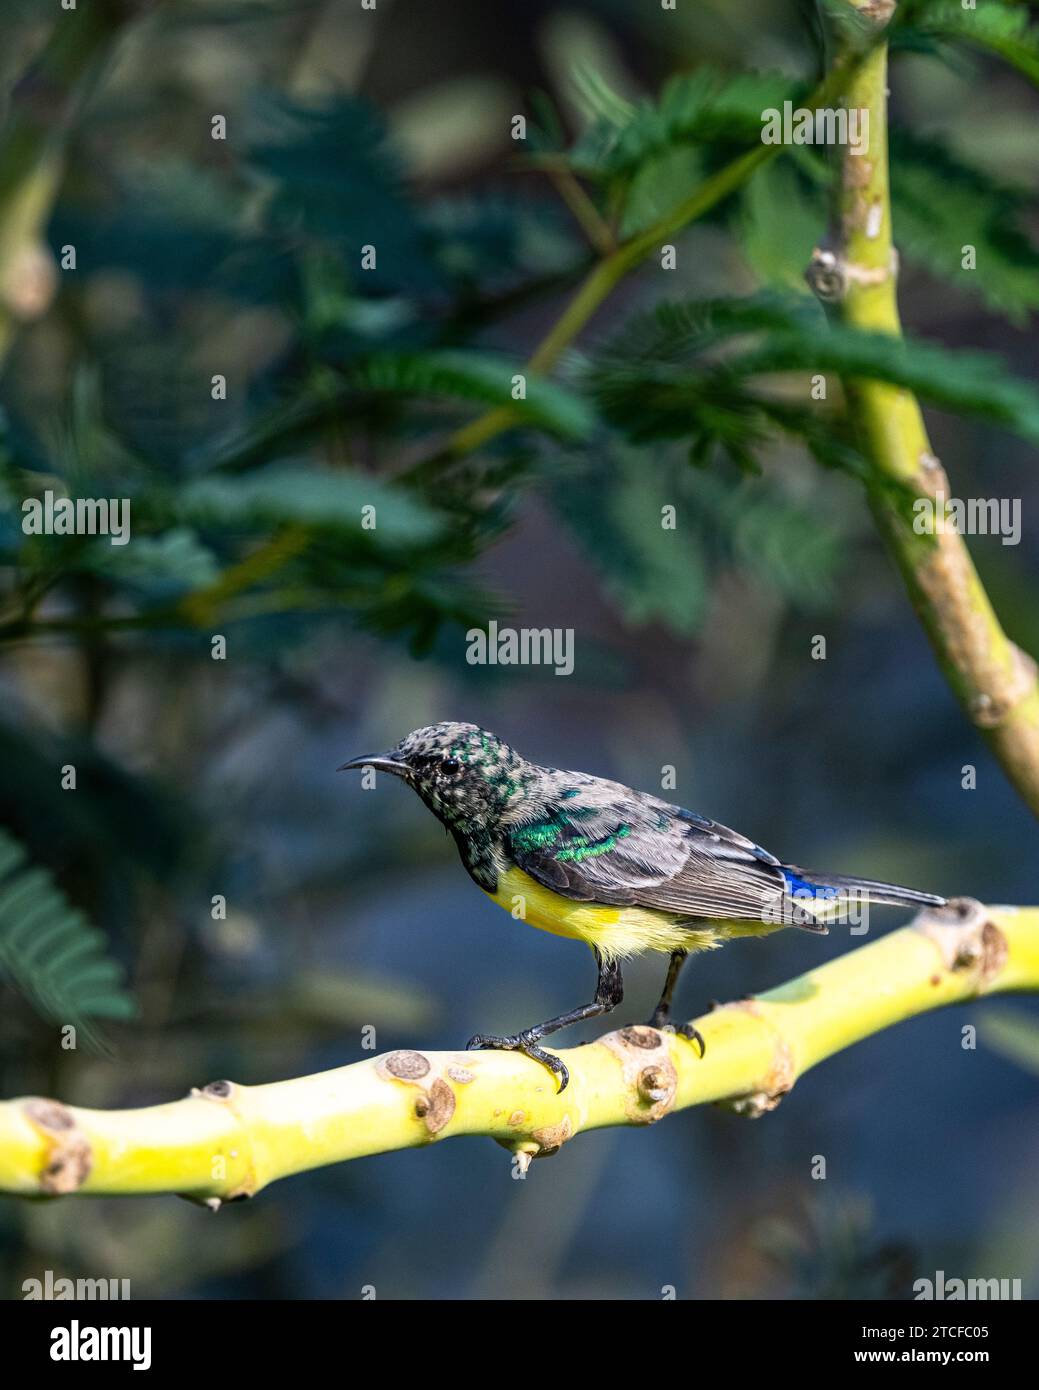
440;757;461;775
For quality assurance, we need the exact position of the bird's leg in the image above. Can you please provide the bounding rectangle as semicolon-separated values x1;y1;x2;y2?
467;949;623;1093
649;949;705;1057
649;949;687;1027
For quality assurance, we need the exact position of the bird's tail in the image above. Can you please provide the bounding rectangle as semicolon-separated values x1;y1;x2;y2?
784;865;945;910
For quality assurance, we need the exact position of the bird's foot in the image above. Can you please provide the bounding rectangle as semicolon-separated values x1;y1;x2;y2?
466;1031;570;1093
647;1010;706;1059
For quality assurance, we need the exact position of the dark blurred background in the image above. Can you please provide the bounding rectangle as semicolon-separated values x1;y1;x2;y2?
0;0;1037;1299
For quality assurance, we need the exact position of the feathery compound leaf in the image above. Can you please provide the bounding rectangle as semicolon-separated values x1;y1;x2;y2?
80;528;221;597
738;326;1039;441
572;69;805;181
0;829;136;1047
179;466;447;546
589;296;1039;458
196;346;592;478
890;131;1039;322
593;294;802;363
346;350;595;439
898;0;1039;85
567;63;636;129
247;93;441;292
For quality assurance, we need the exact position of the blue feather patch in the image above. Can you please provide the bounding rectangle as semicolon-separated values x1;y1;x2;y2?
783;871;839;900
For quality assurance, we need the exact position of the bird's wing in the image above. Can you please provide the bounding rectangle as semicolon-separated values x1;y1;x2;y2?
504;785;800;924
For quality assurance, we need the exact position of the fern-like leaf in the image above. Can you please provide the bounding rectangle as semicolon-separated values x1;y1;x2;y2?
897;0;1039;86
346;350;595;439
571;69;802;181
587;295;1039;464
178;465;448;545
0;828;136;1047
890;130;1039;322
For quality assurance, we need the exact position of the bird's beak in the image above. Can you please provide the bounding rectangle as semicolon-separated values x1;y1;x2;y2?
337;752;409;778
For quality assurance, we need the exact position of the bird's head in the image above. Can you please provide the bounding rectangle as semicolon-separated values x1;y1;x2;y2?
339;722;532;833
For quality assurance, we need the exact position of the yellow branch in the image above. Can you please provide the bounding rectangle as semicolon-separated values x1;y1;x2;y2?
807;2;1039;816
0;900;1034;1202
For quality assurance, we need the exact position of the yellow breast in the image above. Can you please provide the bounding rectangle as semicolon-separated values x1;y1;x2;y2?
484;865;721;962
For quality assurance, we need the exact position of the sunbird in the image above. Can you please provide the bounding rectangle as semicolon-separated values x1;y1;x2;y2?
341;722;944;1091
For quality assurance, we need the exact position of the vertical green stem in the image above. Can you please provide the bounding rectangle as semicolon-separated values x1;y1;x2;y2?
0;1;144;360
809;2;1039;817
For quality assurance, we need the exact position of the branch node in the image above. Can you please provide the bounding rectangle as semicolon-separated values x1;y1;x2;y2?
914;898;1008;988
805;248;846;303
380;1050;431;1081
723;1088;786;1119
0;243;57;322
23;1099;92;1194
378;1051;457;1136
805;245;898;303
860;0;897;24
971;645;1038;729
414;1079;455;1135
637;1065;672;1104
717;1012;796;1117
600;1026;678;1123
530;1115;574;1157
495;1114;573;1167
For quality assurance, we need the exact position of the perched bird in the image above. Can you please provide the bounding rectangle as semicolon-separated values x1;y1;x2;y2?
340;722;944;1091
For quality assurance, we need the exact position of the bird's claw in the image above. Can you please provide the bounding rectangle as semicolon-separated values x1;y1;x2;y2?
647;1014;706;1059
677;1022;706;1058
466;1032;570;1092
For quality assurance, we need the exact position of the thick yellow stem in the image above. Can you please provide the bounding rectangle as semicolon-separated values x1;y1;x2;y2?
0;900;1033;1201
